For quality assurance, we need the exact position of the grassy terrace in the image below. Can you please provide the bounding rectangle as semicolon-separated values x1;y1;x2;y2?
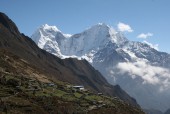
0;72;144;114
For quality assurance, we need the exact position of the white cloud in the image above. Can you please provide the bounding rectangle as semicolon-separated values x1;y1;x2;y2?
117;22;133;32
143;40;159;50
116;60;170;91
137;33;153;39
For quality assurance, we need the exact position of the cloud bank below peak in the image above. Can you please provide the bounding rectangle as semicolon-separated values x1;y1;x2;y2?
116;60;170;91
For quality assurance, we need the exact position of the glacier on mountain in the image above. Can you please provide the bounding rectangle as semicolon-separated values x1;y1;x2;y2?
31;23;170;112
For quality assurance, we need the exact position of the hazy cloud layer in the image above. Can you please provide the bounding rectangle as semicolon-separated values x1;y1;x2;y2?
143;40;159;50
117;60;170;91
137;32;153;39
117;22;133;32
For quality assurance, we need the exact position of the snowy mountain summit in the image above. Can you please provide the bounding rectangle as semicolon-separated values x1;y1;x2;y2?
32;23;127;60
31;23;170;112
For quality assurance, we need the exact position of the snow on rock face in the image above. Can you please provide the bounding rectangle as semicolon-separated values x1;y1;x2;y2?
31;23;170;112
31;23;126;58
31;24;60;49
60;23;112;56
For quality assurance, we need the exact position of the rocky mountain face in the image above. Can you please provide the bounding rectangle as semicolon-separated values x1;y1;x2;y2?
31;22;170;112
0;12;143;112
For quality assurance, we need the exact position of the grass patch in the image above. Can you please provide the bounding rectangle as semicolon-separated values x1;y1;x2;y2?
74;92;83;98
85;95;103;101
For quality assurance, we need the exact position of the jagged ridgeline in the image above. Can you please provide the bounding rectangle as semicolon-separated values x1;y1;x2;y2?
0;12;144;114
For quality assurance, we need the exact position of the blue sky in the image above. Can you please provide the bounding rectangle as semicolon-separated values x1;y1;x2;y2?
0;0;170;53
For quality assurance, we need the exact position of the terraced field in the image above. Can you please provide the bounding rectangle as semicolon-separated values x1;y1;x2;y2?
0;72;144;114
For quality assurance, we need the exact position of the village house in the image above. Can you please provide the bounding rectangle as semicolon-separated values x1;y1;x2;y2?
72;85;85;91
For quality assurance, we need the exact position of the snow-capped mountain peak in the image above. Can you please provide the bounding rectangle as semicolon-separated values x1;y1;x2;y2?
82;23;128;46
31;24;62;49
89;23;110;30
41;24;60;32
31;23;128;57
